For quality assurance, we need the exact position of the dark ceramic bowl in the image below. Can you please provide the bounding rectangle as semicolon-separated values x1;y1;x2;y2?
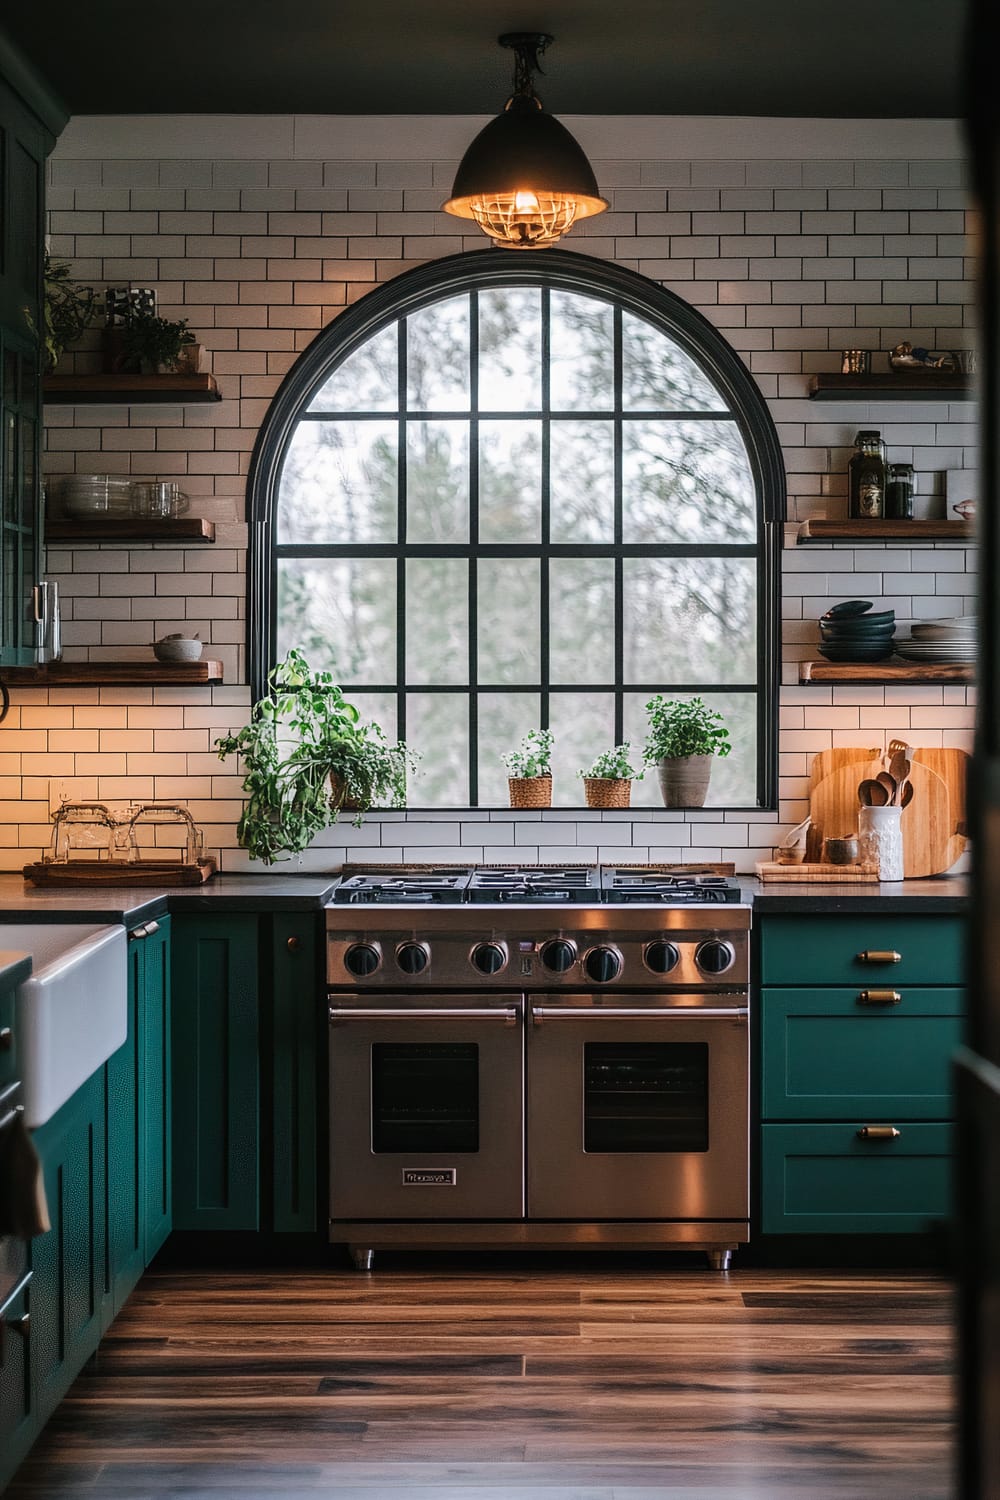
820;608;895;629
817;642;897;662
823;599;875;619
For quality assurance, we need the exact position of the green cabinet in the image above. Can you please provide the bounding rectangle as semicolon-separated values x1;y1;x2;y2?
0;1273;33;1486
170;912;320;1235
757;911;966;1235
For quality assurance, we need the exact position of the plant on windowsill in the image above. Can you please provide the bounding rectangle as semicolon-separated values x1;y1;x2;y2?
643;696;731;809
501;728;554;808
214;648;417;865
578;744;641;809
118;309;197;375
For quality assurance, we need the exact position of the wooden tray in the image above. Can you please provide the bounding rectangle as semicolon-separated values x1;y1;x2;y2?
23;858;217;887
756;861;878;884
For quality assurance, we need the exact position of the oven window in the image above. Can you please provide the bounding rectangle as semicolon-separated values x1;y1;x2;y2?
371;1043;480;1153
583;1042;709;1153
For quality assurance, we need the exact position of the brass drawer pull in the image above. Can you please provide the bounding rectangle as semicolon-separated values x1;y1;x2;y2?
857;1125;901;1141
287;936;300;951
858;989;902;1006
858;950;902;964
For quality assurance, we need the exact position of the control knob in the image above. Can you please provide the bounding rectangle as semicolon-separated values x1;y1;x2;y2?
695;939;735;976
343;942;381;978
396;941;430;975
540;938;577;974
470;941;507;976
584;945;623;984
644;940;681;975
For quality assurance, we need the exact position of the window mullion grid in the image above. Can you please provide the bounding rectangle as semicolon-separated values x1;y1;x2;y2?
469;291;479;805
396;314;407;744
540;286;551;737
613;304;625;747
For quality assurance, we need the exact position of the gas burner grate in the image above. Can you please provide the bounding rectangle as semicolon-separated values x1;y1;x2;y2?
467;867;603;904
332;869;473;904
601;868;743;904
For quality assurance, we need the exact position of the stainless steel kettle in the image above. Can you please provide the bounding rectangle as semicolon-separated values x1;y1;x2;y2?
33;580;62;664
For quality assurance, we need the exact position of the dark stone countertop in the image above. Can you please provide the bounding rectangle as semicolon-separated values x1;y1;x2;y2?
744;874;968;913
0;950;32;990
0;873;339;924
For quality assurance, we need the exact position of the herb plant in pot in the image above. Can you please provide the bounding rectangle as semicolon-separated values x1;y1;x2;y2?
120;309;197;374
579;744;640;809
502;729;553;808
643;696;731;808
41;252;98;372
214;649;416;865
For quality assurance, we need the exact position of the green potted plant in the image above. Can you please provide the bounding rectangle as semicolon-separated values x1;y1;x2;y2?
643;696;731;808
120;309;197;374
501;728;554;808
578;744;641;809
214;649;416;865
41;252;98;372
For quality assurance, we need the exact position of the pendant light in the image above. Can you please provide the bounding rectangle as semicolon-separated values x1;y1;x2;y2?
443;33;608;249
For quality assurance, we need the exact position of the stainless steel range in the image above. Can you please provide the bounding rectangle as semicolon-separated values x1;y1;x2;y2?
326;866;750;1271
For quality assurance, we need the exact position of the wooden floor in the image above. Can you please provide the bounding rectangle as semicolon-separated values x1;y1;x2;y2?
7;1258;954;1500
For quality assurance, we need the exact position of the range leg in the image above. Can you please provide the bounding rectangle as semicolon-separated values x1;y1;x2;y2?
349;1246;375;1272
707;1248;733;1272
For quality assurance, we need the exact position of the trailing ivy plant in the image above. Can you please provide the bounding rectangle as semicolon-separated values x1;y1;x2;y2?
41;252;98;372
215;649;417;865
501;728;554;779
643;696;732;763
579;744;641;781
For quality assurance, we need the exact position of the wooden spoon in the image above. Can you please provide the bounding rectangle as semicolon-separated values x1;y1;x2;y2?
876;771;898;804
859;778;889;806
900;780;914;809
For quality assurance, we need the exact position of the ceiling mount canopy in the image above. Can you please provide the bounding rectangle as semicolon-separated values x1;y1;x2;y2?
442;32;608;249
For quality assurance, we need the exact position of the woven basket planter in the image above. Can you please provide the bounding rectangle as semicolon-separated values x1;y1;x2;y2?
508;775;552;809
329;773;361;813
582;776;632;809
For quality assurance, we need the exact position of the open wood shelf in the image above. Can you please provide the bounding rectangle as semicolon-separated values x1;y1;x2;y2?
46;517;216;544
0;659;223;686
808;372;973;401
43;373;222;404
797;519;974;544
799;661;975;685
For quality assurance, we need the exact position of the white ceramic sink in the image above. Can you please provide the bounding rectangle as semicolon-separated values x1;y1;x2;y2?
0;923;127;1127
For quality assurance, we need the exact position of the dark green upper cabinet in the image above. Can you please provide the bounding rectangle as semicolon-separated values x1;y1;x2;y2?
0;36;66;667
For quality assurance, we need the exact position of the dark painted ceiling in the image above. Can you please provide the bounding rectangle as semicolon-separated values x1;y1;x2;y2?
4;1;965;118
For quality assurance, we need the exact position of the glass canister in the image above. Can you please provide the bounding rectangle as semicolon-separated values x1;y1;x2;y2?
848;430;887;519
885;463;914;520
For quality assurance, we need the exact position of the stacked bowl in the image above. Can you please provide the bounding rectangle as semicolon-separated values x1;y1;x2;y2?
895;617;976;664
59;474;133;518
818;600;896;662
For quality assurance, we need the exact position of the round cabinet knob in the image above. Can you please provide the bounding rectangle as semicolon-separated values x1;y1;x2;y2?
396;941;430;976
584;945;623;984
695;939;735;976
343;942;381;978
540;938;577;974
470;941;507;976
644;940;681;975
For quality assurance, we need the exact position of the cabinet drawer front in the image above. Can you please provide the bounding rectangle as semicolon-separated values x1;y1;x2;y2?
759;915;966;986
0;987;15;1088
761;988;964;1119
760;1122;952;1234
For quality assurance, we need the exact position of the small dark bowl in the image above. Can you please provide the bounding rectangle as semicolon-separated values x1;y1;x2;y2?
820;607;895;628
820;623;896;640
817;643;896;662
823;599;874;619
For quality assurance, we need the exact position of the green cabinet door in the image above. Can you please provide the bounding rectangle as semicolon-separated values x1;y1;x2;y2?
270;914;318;1233
141;917;172;1260
171;914;260;1231
106;934;144;1316
30;1067;107;1423
759;915;967;987
0;1275;34;1490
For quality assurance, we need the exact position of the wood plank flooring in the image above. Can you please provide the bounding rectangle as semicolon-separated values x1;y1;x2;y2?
6;1260;954;1500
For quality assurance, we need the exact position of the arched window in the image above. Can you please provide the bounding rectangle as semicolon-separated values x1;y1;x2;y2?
249;250;783;809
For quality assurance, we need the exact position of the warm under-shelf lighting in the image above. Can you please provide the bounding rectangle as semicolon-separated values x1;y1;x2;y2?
443;33;607;249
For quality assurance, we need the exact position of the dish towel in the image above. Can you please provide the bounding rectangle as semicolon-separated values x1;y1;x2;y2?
0;1102;51;1237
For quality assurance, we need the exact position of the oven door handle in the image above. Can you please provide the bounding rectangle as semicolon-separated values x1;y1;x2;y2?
530;1006;749;1025
329;1005;520;1026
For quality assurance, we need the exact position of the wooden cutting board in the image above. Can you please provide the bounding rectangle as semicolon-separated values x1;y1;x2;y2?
756;861;878;884
808;747;881;792
808;757;954;878
913;747;971;870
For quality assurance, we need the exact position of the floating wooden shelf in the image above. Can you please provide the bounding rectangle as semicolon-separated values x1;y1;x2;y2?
43;373;222;404
797;519;975;544
0;659;223;686
46;517;216;544
799;661;975;685
808;372;972;401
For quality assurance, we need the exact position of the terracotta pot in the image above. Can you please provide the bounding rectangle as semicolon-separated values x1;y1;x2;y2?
508;775;552;809
583;776;631;809
656;754;713;808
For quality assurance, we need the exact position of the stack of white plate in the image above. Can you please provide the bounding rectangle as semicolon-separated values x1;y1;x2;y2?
60;474;134;518
895;617;977;663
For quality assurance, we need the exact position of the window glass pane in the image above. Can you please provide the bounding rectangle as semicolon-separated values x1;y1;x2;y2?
406;692;470;807
406;559;468;685
406;295;470;411
623;557;756;685
550;420;615;542
308;323;397;411
479;419;541;543
550;290;614;411
622;419;756;544
548;693;616;805
584;1043;708;1152
276;558;396;685
277;420;397;543
477;692;541;807
372;1044;479;1153
348;693;397;743
478;288;541;410
622;311;727;412
623;691;758;806
549;558;615;685
477;559;540;685
405;420;469;542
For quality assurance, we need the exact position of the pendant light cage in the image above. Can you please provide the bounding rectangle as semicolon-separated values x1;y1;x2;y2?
443;33;608;249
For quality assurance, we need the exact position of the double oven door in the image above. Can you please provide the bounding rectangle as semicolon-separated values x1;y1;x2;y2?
328;990;748;1225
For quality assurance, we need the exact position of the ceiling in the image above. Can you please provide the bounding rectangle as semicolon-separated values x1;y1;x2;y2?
3;1;966;119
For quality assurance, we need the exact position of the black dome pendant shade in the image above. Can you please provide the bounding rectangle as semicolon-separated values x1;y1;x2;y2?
443;33;608;249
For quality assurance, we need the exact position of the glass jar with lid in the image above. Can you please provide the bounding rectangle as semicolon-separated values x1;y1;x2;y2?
848;430;887;519
885;463;914;520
